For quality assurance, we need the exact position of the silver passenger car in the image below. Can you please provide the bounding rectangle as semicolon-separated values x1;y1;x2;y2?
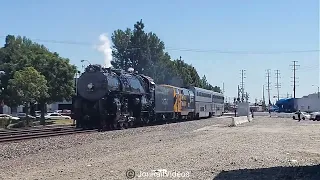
188;87;224;118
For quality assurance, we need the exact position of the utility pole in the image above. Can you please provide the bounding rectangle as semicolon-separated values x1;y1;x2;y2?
266;69;271;106
222;82;225;94
275;70;281;101
245;92;249;102
262;85;265;103
290;61;299;99
237;85;240;102
240;70;246;102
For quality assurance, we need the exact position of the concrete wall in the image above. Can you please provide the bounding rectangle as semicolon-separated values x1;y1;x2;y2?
252;112;293;118
237;102;250;116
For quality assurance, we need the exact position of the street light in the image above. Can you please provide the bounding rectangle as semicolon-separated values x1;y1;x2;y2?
80;60;92;72
80;59;91;65
74;71;81;94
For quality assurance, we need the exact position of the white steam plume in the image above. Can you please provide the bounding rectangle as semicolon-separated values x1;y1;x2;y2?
97;33;113;68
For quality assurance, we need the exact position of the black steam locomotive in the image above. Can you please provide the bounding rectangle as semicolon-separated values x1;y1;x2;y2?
72;64;222;130
72;64;157;129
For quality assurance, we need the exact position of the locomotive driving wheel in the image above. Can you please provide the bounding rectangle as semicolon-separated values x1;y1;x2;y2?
129;120;134;128
112;122;118;129
119;122;125;129
144;117;150;125
123;122;129;129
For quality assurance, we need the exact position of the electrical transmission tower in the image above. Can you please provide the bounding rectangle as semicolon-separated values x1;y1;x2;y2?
240;70;246;102
266;69;271;106
275;70;281;101
290;61;299;99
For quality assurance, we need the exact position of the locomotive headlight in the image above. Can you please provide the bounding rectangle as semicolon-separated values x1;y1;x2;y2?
87;83;93;89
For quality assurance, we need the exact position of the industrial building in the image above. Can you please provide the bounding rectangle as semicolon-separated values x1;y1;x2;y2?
295;93;320;112
276;93;320;113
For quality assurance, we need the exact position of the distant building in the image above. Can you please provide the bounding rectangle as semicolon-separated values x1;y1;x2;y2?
296;93;320;112
48;100;72;112
275;93;320;113
2;105;24;115
275;98;295;113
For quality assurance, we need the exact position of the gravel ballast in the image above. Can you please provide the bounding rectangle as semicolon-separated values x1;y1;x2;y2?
0;117;320;180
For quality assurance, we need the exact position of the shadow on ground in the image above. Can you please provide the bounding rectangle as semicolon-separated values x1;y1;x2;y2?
213;164;320;180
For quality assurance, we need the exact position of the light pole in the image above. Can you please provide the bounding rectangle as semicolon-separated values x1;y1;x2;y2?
74;71;80;94
312;85;319;98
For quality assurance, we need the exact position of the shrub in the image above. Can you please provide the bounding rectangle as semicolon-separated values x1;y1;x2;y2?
0;118;11;129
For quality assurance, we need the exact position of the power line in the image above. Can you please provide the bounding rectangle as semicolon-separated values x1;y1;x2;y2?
275;70;281;101
0;35;319;54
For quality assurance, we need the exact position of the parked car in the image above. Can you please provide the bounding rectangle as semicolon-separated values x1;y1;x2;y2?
34;111;41;118
292;111;310;120
311;113;320;121
16;113;36;120
0;114;20;120
61;109;72;116
44;113;71;120
310;112;320;120
54;110;62;113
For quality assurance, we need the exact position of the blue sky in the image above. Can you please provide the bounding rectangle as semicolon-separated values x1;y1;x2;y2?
0;0;319;102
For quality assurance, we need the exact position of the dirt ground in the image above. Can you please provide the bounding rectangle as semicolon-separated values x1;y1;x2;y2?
1;116;320;180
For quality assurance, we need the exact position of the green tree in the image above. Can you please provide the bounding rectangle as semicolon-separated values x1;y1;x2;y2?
111;28;133;70
8;67;48;116
0;35;77;119
111;20;221;91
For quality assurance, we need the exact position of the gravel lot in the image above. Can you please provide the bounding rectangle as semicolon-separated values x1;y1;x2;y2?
1;117;320;180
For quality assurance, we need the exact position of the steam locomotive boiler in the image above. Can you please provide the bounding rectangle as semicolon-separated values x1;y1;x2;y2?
72;64;155;129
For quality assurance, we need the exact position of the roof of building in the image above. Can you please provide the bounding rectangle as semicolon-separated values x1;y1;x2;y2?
275;98;294;105
301;93;319;99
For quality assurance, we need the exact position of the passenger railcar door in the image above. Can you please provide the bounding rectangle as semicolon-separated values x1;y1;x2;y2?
180;89;189;116
173;88;182;113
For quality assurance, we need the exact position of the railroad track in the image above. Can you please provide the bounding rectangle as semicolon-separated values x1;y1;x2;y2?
0;127;97;143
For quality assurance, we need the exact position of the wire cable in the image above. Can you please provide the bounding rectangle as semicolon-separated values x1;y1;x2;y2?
0;35;319;54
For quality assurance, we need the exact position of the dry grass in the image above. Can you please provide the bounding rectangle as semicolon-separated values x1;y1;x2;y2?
47;119;74;125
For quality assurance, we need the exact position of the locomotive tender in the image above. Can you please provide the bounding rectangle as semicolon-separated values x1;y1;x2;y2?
72;64;224;129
